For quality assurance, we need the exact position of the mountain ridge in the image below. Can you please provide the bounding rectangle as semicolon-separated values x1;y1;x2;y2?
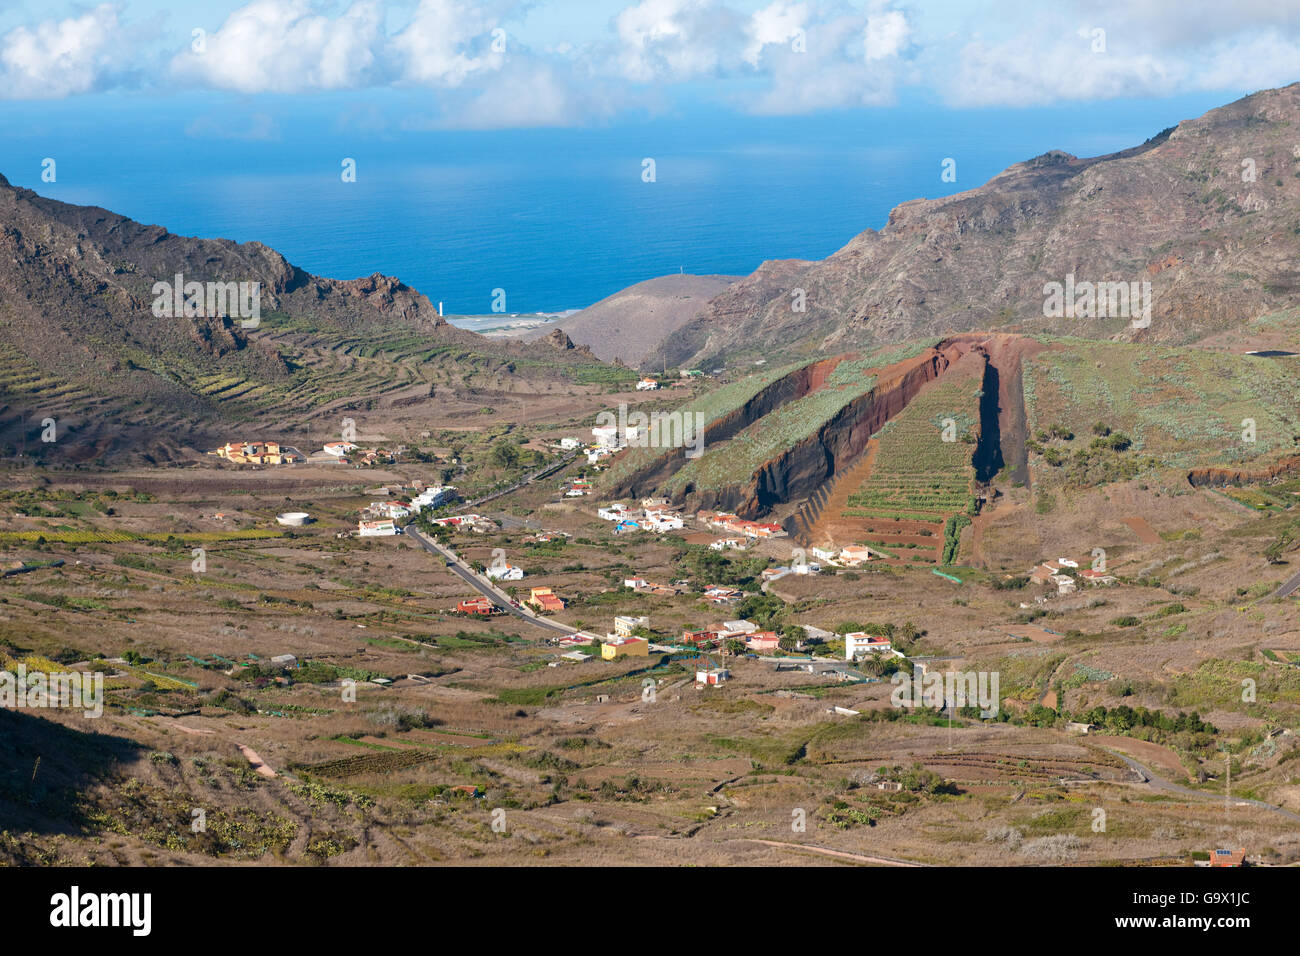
646;82;1300;370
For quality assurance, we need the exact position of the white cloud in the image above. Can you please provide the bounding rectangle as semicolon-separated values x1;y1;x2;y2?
440;59;621;128
943;2;1300;106
392;0;508;87
0;0;1296;123
0;3;124;99
170;0;384;94
744;1;808;67
863;10;908;61
748;9;903;115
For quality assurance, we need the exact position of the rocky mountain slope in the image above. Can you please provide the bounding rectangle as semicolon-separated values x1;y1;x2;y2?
525;273;738;364
0;174;605;462
648;83;1300;370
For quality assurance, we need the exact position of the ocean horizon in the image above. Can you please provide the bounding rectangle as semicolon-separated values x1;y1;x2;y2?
1;92;1231;315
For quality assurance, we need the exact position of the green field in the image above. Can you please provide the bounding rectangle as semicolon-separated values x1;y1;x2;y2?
1023;336;1299;469
844;367;981;523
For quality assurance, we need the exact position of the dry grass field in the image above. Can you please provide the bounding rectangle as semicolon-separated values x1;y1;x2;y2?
3;428;1299;867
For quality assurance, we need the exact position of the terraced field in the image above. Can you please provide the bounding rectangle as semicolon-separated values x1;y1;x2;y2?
834;354;983;562
664;373;879;494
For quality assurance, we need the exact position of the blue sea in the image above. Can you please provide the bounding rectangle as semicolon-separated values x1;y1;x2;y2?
0;91;1232;316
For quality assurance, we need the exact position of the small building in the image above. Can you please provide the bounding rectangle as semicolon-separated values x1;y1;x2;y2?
358;519;398;537
1209;848;1247;867
642;509;683;532
559;437;581;450
745;631;781;653
681;629;720;646
703;586;742;605
486;563;524;581
527;587;566;613
269;654;298;669
601;637;649;660
614;615;649;638
709;538;746;552
636;378;660;391
838;545;875;567
721;620;758;635
695;668;729;685
457;597;496;615
1078;568;1117;586
1066;721;1094;735
323;441;358;457
844;632;892;660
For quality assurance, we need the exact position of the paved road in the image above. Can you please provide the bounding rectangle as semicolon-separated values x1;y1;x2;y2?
1104;748;1300;824
464;451;580;509
403;526;574;636
1272;568;1300;600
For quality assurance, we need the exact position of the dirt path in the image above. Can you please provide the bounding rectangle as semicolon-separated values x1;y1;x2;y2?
740;839;928;867
236;743;277;779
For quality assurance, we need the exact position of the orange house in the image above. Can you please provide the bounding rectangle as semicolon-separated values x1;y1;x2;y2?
527;587;566;613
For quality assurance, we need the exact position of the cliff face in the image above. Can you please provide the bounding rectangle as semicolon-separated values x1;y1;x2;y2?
618;344;974;519
647;83;1300;370
1187;456;1300;487
607;356;848;498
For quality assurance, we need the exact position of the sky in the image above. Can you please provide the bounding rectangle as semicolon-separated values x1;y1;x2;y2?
0;0;1296;127
0;1;1294;311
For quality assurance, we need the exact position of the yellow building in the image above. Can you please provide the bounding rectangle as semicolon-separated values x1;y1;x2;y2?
601;637;649;660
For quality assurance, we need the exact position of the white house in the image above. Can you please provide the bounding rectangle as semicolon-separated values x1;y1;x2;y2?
844;632;892;660
598;504;631;521
358;519;398;537
642;510;683;532
636;379;660;391
709;538;747;551
592;424;621;448
411;486;457;511
486;564;524;581
721;620;758;635
559;437;580;450
323;441;358;457
614;615;650;637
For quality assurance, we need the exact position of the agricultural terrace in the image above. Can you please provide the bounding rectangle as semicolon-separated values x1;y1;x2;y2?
598;358;809;488
1022;337;1299;470
841;357;981;562
663;369;879;493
